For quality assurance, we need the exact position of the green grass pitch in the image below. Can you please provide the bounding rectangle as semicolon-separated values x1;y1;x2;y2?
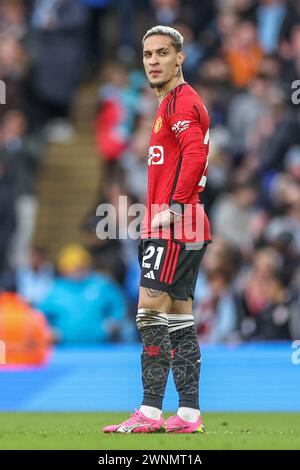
0;413;299;450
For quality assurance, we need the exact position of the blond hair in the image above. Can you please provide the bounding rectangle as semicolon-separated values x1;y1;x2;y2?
142;25;184;52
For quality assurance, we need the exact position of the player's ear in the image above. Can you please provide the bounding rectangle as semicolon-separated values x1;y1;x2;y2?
177;51;185;66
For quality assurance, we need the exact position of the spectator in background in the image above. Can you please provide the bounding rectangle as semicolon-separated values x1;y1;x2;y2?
38;243;127;343
261;146;300;213
95;62;130;180
146;0;215;35
284;145;300;184
197;56;234;128
258;53;282;83
133;0;216;38
212;6;239;54
95;65;147;181
98;180;138;269
196;79;229;128
174;22;204;83
0;0;28;41
0;167;15;276
185;0;217;37
199;126;232;211
81;214;127;286
266;231;300;282
194;267;238;344
16;246;54;307
228;74;271;159
193;238;240;344
150;0;182;26
0;34;28;116
79;0;113;71
123;253;140;332
224;20;263;88
259;269;300;340
133;0;210;56
211;174;258;253
236;247;282;340
254;87;300;173
279;0;300;53
120;115;150;203
264;184;300;253
28;0;88;139
280;23;300;96
231;0;257;22
0;290;52;365
257;0;287;54
0;110;45;267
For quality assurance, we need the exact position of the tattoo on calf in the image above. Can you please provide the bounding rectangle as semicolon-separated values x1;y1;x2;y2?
145;288;163;298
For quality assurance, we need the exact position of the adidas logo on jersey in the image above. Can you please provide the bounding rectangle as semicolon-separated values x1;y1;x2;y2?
144;271;155;279
171;120;190;136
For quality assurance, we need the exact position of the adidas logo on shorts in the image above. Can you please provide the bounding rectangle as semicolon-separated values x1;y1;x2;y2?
144;271;155;279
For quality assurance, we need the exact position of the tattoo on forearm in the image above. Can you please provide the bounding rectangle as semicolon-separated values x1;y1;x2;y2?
145;288;163;298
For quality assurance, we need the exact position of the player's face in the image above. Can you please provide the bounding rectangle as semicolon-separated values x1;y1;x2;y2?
143;35;184;89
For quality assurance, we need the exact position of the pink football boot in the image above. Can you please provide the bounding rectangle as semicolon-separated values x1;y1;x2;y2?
103;409;164;433
164;414;205;433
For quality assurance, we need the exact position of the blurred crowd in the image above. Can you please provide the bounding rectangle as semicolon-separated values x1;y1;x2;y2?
0;0;300;348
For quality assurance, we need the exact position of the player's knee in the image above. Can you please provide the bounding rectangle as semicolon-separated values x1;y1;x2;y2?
169;300;193;315
136;308;168;332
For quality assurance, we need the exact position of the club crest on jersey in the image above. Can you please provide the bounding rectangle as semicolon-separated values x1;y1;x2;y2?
171;120;190;136
148;146;164;165
154;116;162;134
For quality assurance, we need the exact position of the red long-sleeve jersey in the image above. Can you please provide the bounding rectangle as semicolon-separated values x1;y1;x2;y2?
141;83;211;244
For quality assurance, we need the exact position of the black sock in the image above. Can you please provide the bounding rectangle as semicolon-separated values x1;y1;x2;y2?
136;309;172;410
169;314;201;410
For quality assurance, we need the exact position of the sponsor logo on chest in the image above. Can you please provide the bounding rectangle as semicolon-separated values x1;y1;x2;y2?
148;145;164;165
